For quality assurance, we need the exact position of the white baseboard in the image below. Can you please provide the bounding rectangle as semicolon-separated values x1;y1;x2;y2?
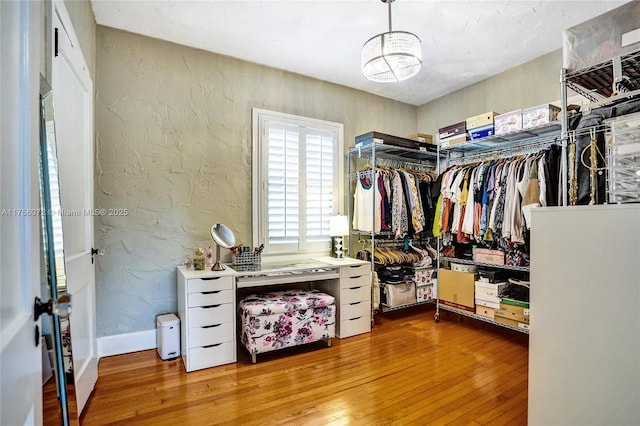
97;329;156;359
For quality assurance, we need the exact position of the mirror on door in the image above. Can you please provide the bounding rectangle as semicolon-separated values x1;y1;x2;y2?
39;77;78;425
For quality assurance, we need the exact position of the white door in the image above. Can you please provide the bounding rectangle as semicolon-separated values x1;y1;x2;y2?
51;0;98;415
0;1;44;425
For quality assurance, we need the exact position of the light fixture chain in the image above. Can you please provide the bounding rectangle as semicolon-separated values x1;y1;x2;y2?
388;0;392;32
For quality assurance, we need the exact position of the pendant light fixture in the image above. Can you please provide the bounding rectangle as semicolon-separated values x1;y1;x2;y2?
361;0;422;83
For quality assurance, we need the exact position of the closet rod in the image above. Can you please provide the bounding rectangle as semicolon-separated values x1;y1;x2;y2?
448;138;561;165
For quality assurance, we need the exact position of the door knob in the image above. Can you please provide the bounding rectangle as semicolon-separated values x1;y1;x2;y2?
34;294;72;321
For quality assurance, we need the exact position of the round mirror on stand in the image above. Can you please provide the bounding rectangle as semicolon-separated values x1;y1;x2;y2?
210;224;236;270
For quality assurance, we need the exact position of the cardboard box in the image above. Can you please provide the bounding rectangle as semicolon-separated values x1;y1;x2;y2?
438;121;466;140
474;292;501;305
469;124;495;140
406;133;434;144
438;269;477;310
494;316;529;330
475;305;496;319
473;248;505;265
494;109;523;135
495;302;530;324
522;104;561;129
475;298;500;309
466;112;499;130
439;134;468;148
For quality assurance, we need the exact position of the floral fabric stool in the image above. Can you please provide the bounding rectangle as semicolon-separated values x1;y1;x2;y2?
239;289;336;363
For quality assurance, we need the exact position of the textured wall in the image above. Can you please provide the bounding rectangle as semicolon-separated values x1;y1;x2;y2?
94;26;417;337
417;50;563;136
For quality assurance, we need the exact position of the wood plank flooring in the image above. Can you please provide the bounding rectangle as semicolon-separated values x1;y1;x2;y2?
44;306;529;425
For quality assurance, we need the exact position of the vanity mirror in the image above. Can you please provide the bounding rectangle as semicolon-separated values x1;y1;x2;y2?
210;223;236;270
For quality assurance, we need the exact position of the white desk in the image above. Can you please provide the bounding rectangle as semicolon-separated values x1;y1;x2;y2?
176;257;371;372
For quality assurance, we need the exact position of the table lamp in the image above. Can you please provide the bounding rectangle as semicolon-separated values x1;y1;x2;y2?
329;215;349;259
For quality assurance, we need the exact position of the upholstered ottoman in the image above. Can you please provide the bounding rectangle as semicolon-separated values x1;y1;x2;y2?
239;289;336;363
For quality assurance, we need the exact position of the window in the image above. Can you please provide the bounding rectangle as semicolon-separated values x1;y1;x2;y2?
252;109;344;255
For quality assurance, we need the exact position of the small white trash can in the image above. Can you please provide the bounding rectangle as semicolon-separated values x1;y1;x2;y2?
156;313;180;360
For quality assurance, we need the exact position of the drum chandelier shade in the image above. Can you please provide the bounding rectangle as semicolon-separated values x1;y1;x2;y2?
362;0;422;83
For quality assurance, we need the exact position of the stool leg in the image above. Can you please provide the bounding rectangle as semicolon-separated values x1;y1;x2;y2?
326;338;332;347
251;353;257;364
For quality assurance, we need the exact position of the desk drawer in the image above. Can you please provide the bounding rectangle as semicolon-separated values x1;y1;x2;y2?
187;276;233;293
340;300;371;321
339;316;371;338
188;303;234;327
188;289;233;307
188;342;235;371
340;285;371;304
341;274;370;289
189;322;234;348
341;264;370;278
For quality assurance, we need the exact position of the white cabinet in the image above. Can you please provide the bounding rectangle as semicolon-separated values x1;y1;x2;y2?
177;267;237;372
528;205;640;425
315;258;372;338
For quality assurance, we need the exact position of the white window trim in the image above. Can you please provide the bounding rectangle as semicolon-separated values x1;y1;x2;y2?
252;108;344;259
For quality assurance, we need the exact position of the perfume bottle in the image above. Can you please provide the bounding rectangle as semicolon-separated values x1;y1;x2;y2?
205;245;213;269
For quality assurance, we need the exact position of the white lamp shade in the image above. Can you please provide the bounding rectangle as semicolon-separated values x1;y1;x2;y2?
329;215;349;237
362;31;422;83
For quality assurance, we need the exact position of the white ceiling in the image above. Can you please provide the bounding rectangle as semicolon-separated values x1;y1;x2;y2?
90;0;630;106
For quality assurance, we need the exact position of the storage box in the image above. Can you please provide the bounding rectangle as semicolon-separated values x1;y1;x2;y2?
477;269;507;283
466;112;499;130
469;124;495;140
562;1;640;71
416;284;434;302
438;269;477;311
473;248;505;265
522;104;561;129
474;291;501;304
355;131;437;153
494;109;523;136
438;121;466;140
495;302;530;324
414;268;435;286
384;282;416;307
475;281;507;297
406;133;434;144
156;313;180;360
475;298;500;309
475;305;496;319
494;316;529;330
439;134;468;148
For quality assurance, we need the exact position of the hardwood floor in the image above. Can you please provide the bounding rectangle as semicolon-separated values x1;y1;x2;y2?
45;306;529;425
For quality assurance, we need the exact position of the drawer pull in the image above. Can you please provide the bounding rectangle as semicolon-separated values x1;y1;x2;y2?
202;324;221;329
349;317;362;321
349;265;360;268
202;290;222;295
201;277;221;281
202;304;221;309
349;301;362;306
348;286;362;290
349;276;364;280
202;343;222;349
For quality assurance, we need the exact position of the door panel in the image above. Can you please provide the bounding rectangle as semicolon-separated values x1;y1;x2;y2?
0;1;43;424
52;0;97;417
